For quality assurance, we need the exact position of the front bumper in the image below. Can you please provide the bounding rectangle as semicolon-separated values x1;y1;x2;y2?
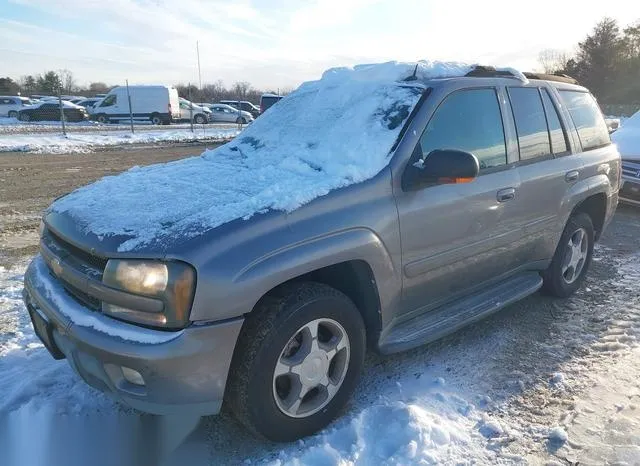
23;255;243;416
620;160;640;207
620;178;640;206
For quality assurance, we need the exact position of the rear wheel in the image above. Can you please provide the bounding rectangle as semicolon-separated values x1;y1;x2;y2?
8;111;18;119
150;113;162;125
96;114;109;124
236;116;247;124
542;212;594;297
226;282;366;442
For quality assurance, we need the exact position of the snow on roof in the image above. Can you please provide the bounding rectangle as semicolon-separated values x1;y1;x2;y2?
51;60;481;251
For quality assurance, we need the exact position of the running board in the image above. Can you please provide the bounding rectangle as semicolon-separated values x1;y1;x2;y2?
379;272;543;354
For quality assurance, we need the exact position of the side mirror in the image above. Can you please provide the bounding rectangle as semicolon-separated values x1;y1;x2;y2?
402;149;480;191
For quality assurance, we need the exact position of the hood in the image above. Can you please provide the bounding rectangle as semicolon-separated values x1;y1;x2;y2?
49;60;475;254
612;111;640;159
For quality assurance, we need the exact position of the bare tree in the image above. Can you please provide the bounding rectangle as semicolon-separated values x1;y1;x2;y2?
89;82;110;94
538;49;570;74
58;69;76;94
232;81;252;99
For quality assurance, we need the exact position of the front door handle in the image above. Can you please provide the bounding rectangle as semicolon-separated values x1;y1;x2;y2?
565;170;580;182
497;187;516;202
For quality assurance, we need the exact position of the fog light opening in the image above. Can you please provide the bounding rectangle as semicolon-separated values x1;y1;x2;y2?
121;366;145;386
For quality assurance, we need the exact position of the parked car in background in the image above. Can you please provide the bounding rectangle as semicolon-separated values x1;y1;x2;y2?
206;103;253;123
76;98;102;110
260;94;283;114
0;96;33;118
92;85;181;125
178;99;211;124
18;100;88;122
612;110;640;206
219;100;260;118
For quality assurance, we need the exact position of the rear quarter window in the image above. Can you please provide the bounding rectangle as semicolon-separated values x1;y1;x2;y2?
559;90;610;151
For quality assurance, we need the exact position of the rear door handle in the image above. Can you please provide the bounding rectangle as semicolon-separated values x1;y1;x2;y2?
565;170;579;182
497;187;516;202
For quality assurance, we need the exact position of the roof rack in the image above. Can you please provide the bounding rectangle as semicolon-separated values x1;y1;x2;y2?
464;66;579;85
465;66;515;78
522;72;579;85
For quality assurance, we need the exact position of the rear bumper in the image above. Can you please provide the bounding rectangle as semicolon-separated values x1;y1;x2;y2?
23;255;243;416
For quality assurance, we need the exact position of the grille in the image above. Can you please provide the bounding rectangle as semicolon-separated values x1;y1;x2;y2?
622;161;640;179
41;229;106;310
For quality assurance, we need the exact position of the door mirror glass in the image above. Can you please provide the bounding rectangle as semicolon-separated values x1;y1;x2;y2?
403;149;479;190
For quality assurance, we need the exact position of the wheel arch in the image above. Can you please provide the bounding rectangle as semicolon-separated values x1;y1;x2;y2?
256;260;383;348
571;192;607;240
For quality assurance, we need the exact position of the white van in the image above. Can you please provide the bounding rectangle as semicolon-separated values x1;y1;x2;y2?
91;85;180;125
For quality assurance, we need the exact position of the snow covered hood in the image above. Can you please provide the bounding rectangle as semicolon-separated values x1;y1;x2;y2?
612;110;640;159
50;61;474;252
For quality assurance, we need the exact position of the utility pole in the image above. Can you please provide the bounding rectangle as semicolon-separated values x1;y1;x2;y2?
196;41;202;90
58;89;67;137
126;79;134;134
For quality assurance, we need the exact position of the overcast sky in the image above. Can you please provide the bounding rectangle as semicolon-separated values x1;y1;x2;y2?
1;0;639;91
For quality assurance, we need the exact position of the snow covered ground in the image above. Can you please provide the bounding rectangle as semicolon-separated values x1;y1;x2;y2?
0;127;240;154
1;208;640;466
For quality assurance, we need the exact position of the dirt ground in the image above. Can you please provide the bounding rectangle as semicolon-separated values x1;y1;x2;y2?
0;143;219;267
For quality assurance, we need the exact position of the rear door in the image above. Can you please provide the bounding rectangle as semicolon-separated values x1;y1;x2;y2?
395;86;524;317
504;85;578;263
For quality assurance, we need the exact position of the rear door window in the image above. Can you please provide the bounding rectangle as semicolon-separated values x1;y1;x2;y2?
558;90;610;151
419;88;507;170
540;89;569;155
507;88;551;161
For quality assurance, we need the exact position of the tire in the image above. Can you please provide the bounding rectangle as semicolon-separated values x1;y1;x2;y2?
226;282;366;442
542;212;594;298
96;114;109;124
236;117;247;124
194;114;207;124
19;113;30;122
150;113;162;125
8;111;18;119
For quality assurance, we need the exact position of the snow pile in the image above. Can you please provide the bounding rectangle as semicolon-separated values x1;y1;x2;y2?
0;127;239;154
0;262;117;416
547;426;568;444
51;60;474;251
269;394;495;465
612;110;640;158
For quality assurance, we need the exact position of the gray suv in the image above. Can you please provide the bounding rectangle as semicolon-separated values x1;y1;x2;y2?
23;65;620;442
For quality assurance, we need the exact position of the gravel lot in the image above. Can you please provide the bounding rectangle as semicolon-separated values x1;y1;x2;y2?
0;143;219;267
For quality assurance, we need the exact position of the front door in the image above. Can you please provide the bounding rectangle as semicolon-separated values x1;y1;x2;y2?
395;87;524;318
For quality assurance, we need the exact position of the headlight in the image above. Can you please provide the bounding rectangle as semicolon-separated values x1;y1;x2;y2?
102;259;196;328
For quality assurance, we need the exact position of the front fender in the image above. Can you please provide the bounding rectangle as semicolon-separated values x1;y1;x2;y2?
193;228;399;323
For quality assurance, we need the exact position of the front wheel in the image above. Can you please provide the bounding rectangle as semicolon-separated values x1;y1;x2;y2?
542;212;594;297
8;111;18;119
194;114;207;124
96;114;109;124
226;282;365;442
